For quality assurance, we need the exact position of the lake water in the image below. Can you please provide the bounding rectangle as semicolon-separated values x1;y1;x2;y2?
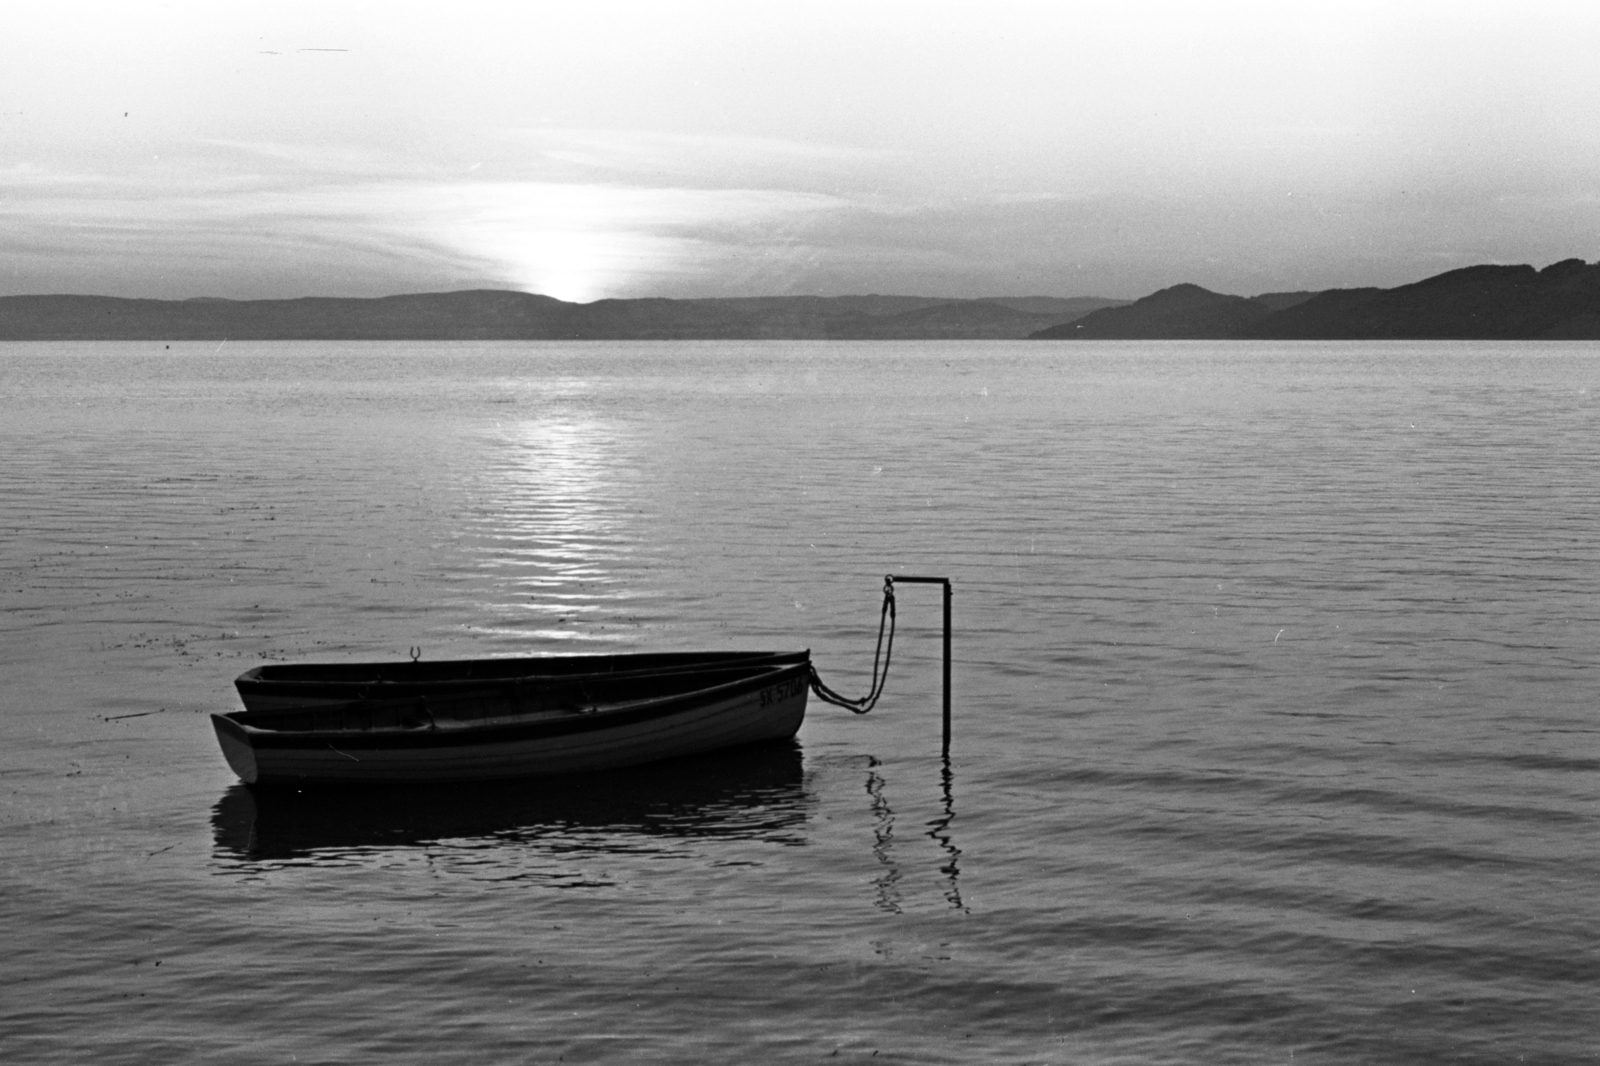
2;340;1597;1064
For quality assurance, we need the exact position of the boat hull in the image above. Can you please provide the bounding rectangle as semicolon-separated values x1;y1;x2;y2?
213;656;810;785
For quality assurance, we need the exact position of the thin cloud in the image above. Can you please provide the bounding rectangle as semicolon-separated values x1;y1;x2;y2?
509;127;895;173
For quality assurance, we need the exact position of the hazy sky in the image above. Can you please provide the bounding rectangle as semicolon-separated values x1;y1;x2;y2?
4;1;1598;301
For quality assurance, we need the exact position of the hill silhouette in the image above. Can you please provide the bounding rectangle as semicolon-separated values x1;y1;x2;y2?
1029;284;1276;339
0;291;1127;341
1238;260;1600;339
10;260;1594;340
1029;260;1600;340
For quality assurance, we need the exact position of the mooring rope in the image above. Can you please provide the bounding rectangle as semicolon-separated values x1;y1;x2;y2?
808;575;897;714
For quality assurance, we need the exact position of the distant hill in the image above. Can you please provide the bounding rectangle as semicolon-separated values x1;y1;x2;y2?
1239;260;1600;339
0;291;571;341
1252;291;1319;313
978;296;1128;316
1029;259;1600;340
821;300;1106;339
1029;284;1275;339
0;291;1129;341
19;260;1595;341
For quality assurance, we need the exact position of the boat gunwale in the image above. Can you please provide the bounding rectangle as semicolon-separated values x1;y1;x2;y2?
234;650;809;700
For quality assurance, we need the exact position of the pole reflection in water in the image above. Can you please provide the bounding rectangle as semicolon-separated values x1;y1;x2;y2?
212;741;810;866
927;757;967;913
862;753;966;914
864;756;902;914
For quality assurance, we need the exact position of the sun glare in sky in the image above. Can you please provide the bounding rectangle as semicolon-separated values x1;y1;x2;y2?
468;226;653;305
420;184;660;305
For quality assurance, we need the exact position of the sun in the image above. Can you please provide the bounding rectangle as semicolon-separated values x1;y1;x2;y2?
425;184;672;303
505;230;618;303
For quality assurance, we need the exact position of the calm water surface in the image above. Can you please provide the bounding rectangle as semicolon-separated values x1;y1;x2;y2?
2;340;1597;1063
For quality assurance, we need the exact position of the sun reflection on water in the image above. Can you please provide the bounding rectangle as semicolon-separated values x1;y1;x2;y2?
461;414;652;646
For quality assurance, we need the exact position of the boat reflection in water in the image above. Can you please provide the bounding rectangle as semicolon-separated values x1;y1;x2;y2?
212;739;810;863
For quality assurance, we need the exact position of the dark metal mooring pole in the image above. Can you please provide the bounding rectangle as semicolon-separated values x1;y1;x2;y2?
887;574;952;757
939;580;950;758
